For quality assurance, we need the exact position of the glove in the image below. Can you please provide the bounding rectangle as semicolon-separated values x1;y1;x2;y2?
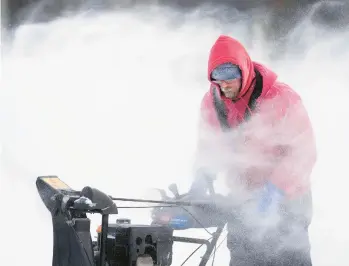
257;182;285;214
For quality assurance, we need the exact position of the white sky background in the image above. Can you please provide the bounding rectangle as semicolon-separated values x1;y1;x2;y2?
1;3;349;266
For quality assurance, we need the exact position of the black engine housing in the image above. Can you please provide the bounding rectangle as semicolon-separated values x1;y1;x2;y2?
96;224;173;266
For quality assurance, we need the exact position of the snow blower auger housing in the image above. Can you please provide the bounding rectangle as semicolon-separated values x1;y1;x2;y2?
36;175;228;266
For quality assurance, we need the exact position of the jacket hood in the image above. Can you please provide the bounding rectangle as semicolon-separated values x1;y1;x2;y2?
208;35;256;99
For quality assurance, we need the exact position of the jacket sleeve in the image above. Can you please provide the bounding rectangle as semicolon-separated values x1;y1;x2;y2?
262;86;317;198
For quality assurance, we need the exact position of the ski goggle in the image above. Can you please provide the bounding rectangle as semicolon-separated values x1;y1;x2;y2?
211;78;240;85
211;62;242;82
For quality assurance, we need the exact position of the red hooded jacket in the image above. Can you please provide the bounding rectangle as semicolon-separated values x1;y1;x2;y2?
197;35;317;198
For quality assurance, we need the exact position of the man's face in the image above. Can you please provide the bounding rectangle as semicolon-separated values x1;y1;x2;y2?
213;78;242;99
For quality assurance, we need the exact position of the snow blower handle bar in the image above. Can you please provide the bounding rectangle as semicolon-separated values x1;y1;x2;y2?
36;171;223;213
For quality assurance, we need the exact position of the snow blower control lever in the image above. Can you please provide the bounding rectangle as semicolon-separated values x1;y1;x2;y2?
36;175;229;266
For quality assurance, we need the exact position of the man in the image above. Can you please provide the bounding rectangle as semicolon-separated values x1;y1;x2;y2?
193;35;317;265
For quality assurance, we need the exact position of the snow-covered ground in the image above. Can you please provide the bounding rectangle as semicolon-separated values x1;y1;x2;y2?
1;5;349;266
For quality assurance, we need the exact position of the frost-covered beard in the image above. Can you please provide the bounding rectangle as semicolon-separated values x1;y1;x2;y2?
221;86;239;99
220;78;242;100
